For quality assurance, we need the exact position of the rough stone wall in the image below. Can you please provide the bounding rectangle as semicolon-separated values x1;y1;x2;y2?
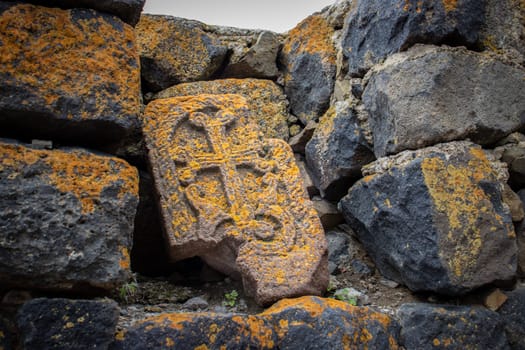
1;0;525;349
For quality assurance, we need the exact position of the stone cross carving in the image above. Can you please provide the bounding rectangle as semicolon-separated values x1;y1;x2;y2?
143;94;328;305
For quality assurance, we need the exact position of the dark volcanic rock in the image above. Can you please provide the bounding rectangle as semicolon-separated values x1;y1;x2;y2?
280;13;337;123
305;101;375;200
136;14;228;92
0;140;139;291
341;0;485;77
498;288;525;350
363;45;525;157
14;0;145;26
0;3;141;147
517;190;525;277
398;303;510;350
0;315;15;350
339;141;517;295
111;296;400;349
17;298;119;350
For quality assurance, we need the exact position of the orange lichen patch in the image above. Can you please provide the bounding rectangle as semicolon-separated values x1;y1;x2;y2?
0;4;140;120
153;78;289;140
0;142;138;214
282;14;336;65
421;147;512;279
136;15;223;82
442;0;458;12
231;316;275;348
119;247;131;269
138;313;197;331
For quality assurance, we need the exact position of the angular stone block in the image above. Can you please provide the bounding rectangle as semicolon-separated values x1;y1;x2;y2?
112;296;400;349
153;78;289;140
0;3;141;146
17;298;119;350
341;0;484;77
498;288;525;350
280;13;337;123
339;141;517;295
363;45;525;157
0;140;139;291
143;94;328;306
136;15;228;92
398;303;510;350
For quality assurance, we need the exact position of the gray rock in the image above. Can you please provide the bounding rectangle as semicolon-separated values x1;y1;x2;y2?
398;303;510;350
183;296;209;311
0;140;139;291
136;15;228;92
0;3;141;147
17;298;119;350
294;155;320;198
312;198;345;230
289;120;317;154
497;140;525;189
221;31;280;79
340;0;484;77
363;45;525;157
326;230;351;274
19;0;145;26
339;141;517;295
498;288;525;350
279;13;337;123
306;101;374;200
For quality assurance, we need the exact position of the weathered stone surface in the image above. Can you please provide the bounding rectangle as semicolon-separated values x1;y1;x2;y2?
339;141;517;295
363;45;525;157
341;0;484;77
517;190;525;277
498;288;525;350
289;120;317;154
18;0;145;26
136;15;228;92
481;0;525;65
112;296;400;349
0;140;139;291
0;3;141;146
153;78;289;140
280;13;337;123
294;154;320;198
306;101;374;200
17;298;119;350
143;95;328;306
398;303;510;350
312;198;344;230
502;184;525;222
496;137;525;189
221;31;280;79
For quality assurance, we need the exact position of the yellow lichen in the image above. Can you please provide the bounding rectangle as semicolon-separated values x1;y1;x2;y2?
0;4;140;120
442;0;458;12
0;142;138;214
119;247;131;269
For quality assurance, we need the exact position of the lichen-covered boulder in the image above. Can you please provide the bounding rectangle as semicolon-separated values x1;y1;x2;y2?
136;14;228;92
143;94;328;306
363;45;525;157
0;3;141;146
498;288;525;350
18;0;145;26
280;13;337;123
17;298;119;350
341;0;484;77
152;78;289;140
339;141;517;295
305;101;374;200
398;303;510;350
111;296;400;349
0;140;139;291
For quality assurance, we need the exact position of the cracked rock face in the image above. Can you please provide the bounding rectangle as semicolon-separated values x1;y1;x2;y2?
143;94;328;306
339;141;517;295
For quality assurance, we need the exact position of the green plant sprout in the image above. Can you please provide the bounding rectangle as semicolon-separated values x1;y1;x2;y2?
223;290;239;307
333;288;358;306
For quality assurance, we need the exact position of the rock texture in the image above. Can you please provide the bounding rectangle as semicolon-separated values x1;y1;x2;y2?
339;141;517;295
18;0;145;26
143;95;328;305
153;78;289;140
0;3;141;146
517;190;525;277
112;296;400;349
341;0;485;77
363;45;525;157
17;298;119;350
498;288;525;350
136;14;228;92
0;140;139;291
280;13;337;123
398;303;510;350
305;101;374;200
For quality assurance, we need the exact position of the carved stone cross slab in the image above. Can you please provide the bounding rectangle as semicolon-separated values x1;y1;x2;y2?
143;94;328;305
